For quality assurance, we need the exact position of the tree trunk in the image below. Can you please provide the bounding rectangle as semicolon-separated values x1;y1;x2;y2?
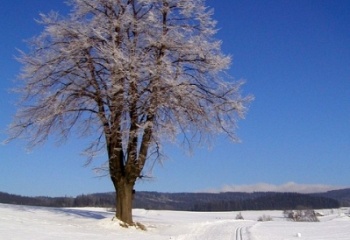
114;180;134;225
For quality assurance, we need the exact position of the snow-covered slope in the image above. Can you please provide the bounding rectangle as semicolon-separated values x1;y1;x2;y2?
0;203;349;239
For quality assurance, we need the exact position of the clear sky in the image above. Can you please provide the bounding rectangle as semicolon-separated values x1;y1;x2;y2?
1;0;349;197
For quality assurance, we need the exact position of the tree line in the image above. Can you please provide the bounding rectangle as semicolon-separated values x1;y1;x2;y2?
1;190;346;211
0;192;114;208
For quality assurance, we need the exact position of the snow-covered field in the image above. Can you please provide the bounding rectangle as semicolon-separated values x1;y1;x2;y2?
0;203;349;239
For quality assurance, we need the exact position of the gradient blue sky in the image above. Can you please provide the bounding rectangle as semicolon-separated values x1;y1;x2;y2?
1;0;349;197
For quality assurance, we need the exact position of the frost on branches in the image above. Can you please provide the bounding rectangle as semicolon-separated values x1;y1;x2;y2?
9;0;252;225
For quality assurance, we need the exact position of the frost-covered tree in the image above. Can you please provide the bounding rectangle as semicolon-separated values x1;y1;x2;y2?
9;0;252;225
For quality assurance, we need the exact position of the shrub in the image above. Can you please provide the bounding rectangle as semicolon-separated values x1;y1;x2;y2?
258;214;272;222
235;212;244;220
283;209;319;222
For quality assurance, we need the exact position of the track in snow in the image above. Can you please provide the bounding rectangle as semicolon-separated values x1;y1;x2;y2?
175;220;253;240
235;226;244;240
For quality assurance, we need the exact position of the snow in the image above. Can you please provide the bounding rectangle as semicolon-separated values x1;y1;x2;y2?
0;204;349;239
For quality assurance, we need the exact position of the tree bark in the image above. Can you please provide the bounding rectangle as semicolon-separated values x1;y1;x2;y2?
114;179;134;225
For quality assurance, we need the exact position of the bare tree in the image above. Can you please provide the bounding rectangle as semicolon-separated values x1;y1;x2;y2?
8;0;252;225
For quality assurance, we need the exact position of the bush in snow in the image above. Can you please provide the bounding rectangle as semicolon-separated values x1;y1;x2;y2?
235;212;244;220
283;209;319;222
258;214;272;222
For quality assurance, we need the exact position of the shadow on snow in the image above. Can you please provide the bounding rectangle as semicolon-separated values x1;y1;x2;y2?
53;208;108;220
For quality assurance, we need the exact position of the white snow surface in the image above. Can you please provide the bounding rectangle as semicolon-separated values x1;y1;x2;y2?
1;203;349;239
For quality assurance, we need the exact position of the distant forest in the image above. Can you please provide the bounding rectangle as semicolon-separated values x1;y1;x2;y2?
1;188;349;211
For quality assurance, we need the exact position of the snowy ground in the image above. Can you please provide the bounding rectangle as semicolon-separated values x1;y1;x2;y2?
0;203;349;239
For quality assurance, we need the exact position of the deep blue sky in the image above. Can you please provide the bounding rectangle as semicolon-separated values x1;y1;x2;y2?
1;0;349;197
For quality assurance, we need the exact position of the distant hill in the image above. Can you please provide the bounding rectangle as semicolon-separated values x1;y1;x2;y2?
1;188;349;211
312;188;350;207
133;191;341;211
